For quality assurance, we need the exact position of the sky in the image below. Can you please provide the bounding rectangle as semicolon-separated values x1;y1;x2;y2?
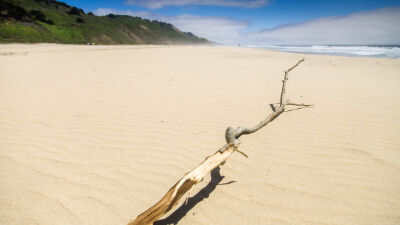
62;0;400;45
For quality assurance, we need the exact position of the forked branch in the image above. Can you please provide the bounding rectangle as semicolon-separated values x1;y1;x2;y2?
128;58;312;225
280;58;304;105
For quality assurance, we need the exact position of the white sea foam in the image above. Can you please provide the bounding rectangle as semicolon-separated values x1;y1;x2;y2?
249;45;400;58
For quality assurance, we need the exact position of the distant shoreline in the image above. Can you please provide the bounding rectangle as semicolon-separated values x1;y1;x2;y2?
1;43;400;60
247;45;400;58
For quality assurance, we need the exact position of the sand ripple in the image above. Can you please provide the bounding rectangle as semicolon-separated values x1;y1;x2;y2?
1;45;399;225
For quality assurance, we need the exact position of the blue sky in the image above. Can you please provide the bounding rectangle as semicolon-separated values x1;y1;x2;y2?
62;0;400;45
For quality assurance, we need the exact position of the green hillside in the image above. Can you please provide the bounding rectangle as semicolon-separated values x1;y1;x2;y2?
0;0;209;44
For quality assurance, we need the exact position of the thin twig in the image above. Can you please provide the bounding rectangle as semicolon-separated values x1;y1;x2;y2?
287;102;315;107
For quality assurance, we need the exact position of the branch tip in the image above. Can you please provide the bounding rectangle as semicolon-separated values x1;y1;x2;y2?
235;149;248;158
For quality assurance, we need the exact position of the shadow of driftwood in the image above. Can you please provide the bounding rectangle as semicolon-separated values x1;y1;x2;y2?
154;166;234;225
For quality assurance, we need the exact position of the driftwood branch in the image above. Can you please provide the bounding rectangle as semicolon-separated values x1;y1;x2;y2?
128;58;311;225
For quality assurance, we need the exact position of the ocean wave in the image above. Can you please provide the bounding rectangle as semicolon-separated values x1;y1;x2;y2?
249;45;400;58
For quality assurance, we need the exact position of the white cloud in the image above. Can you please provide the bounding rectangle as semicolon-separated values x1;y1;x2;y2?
93;8;247;44
167;15;247;44
124;0;268;9
249;6;400;45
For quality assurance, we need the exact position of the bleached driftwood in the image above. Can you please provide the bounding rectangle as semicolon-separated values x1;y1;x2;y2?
128;59;312;225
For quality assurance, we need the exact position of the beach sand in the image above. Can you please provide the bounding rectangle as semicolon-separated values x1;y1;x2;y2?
0;44;399;225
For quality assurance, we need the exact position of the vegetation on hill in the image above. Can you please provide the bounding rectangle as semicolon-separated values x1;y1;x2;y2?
0;0;209;44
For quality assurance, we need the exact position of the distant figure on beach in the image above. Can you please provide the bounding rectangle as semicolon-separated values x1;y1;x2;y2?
239;43;241;47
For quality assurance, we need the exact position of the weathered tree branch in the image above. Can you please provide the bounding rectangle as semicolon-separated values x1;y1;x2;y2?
128;58;311;225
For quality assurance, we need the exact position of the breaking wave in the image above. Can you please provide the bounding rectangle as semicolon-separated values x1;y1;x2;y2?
249;45;400;58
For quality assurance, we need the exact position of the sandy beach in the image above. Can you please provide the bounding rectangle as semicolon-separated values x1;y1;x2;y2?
0;44;399;225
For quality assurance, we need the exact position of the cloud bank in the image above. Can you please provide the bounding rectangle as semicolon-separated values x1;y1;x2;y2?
94;6;400;45
124;0;268;9
250;6;400;45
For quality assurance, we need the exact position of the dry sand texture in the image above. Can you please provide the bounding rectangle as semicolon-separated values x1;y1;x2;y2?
0;44;400;225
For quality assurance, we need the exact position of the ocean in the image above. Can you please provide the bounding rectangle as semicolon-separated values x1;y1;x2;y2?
248;45;400;58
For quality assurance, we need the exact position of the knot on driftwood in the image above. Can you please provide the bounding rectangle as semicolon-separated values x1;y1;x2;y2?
225;127;236;143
